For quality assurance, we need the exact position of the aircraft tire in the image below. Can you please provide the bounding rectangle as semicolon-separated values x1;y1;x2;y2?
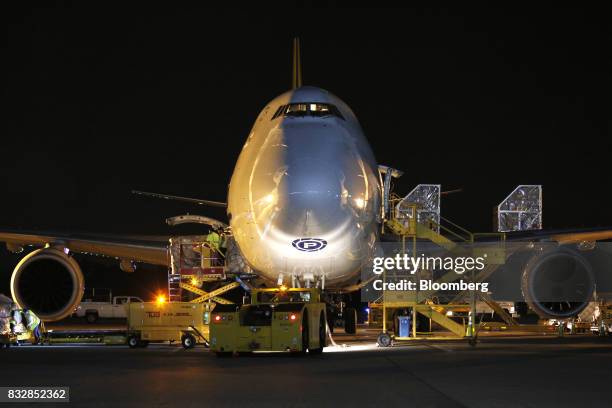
344;307;357;334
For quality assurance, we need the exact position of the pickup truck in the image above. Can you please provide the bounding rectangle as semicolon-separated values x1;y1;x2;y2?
75;296;144;323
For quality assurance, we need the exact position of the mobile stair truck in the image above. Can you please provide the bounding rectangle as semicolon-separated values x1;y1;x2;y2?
209;287;327;356
126;301;211;349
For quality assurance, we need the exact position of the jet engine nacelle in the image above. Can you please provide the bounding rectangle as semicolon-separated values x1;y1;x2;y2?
10;247;85;321
521;247;595;318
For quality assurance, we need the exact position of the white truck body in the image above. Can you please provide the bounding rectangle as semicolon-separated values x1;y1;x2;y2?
75;296;143;321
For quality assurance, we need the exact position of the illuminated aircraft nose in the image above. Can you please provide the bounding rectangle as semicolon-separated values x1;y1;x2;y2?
270;122;372;238
227;86;381;287
276;157;346;235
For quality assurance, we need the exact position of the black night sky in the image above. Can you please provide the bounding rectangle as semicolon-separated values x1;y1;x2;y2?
1;5;610;298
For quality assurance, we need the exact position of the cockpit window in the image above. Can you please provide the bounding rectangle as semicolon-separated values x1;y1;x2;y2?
285;103;309;116
271;103;344;120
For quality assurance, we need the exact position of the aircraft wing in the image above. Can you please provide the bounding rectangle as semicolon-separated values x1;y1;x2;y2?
549;230;612;244
0;229;169;266
503;227;612;244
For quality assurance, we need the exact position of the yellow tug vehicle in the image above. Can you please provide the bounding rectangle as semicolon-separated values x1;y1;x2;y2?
210;287;326;356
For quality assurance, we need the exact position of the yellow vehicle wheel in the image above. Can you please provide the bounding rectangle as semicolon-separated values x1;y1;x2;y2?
309;313;326;355
127;335;140;349
291;312;309;356
181;334;195;349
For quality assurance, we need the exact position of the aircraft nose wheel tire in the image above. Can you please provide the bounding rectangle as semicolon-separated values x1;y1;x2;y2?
181;334;195;349
344;307;357;334
127;335;140;349
377;332;392;347
309;315;326;355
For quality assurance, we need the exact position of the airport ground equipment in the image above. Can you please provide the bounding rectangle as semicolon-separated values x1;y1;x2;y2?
373;187;510;345
591;302;612;336
495;185;542;232
0;297;15;348
0;332;17;348
126;301;210;349
0;308;40;345
44;329;127;345
0;303;17;348
209;287;326;356
179;281;240;305
370;184;592;344
374;200;482;344
168;236;228;302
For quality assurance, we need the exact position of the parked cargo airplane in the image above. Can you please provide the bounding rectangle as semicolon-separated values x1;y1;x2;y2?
1;39;611;324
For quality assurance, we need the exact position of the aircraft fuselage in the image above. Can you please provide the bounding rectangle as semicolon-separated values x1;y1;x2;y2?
227;86;380;288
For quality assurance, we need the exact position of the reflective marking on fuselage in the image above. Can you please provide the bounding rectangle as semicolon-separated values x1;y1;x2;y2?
291;238;328;252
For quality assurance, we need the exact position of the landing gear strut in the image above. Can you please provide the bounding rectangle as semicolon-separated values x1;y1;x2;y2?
324;294;358;334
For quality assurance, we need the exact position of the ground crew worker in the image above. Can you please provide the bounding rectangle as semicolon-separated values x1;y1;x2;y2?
24;309;41;344
557;320;565;337
206;230;221;252
206;229;225;266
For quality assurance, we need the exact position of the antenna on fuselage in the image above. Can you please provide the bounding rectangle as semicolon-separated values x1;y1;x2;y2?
292;37;302;89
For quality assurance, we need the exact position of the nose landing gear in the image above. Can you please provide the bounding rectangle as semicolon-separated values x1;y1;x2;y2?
325;296;358;335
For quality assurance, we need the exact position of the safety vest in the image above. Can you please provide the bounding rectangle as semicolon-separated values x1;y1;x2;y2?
206;232;221;251
25;311;40;331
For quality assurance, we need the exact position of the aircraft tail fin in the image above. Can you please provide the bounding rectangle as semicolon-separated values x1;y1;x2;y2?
292;37;302;89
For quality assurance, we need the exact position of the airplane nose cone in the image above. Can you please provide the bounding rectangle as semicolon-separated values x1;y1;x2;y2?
276;156;347;235
227;96;381;286
232;121;377;250
269;122;372;238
